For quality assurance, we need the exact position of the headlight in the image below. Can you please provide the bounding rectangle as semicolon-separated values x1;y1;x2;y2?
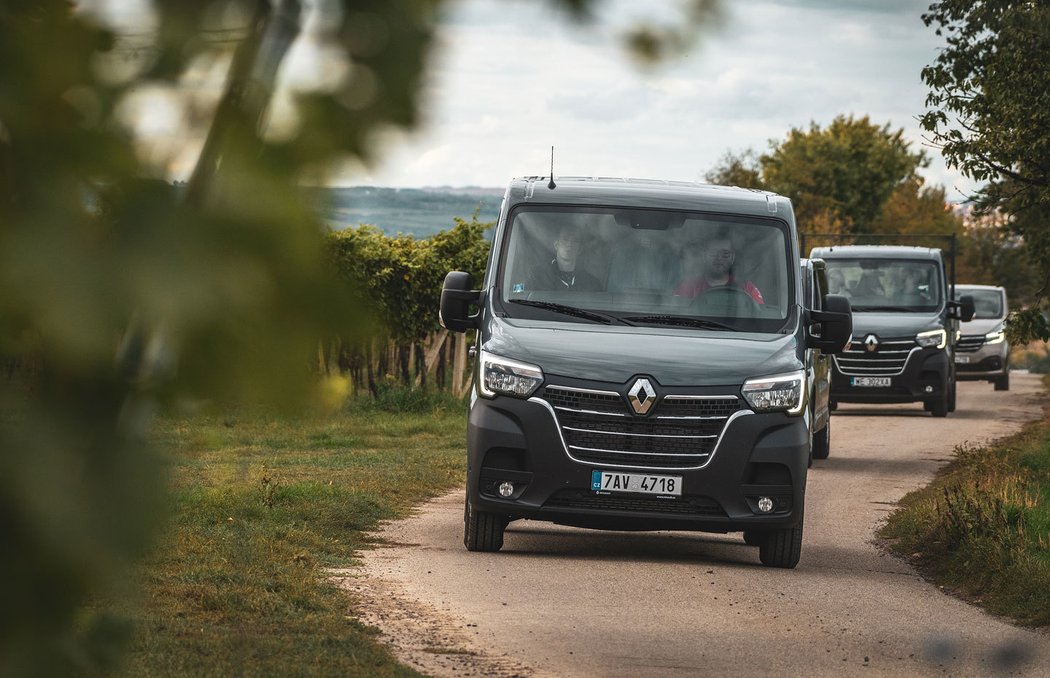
916;329;947;349
984;330;1005;345
478;350;543;399
742;370;806;415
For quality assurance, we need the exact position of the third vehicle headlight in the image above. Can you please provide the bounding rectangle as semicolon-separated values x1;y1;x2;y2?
742;370;806;415
477;350;544;399
916;329;947;349
985;329;1006;345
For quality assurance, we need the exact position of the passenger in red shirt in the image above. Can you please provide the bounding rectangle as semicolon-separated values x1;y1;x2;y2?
674;236;764;304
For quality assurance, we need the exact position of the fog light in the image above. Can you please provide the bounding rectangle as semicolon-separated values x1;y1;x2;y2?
498;481;515;498
924;385;934;393
757;496;774;513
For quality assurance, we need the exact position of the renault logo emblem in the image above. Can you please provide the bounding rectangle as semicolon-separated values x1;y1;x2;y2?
627;378;656;415
864;334;879;353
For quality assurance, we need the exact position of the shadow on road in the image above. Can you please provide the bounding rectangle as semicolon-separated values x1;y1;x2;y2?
499;523;765;567
809;454;955;474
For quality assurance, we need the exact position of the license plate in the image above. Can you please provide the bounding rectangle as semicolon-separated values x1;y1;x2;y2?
955;355;970;364
851;376;891;387
591;470;682;496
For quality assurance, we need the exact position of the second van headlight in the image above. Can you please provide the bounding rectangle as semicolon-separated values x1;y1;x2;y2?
916;329;947;349
742;370;806;415
985;328;1006;345
478;350;544;399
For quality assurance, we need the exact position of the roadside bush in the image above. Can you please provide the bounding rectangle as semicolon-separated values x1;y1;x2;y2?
349;381;467;414
881;432;1050;627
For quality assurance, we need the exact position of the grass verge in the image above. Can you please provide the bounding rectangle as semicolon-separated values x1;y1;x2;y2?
878;380;1050;628
114;391;468;676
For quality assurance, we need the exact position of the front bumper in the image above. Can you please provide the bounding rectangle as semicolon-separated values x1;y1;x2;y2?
830;347;949;404
955;339;1009;380
466;393;808;534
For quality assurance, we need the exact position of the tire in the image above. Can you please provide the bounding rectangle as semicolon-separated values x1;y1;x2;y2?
812;416;830;460
927;378;949;418
463;495;505;552
758;511;804;569
947;379;957;413
743;530;763;546
828;399;837;412
994;373;1010;391
928;394;948;417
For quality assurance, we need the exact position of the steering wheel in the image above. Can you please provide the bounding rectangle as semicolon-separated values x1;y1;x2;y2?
694;285;760;313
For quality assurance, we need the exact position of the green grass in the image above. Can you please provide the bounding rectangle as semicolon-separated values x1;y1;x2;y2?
879;381;1050;627
114;393;469;676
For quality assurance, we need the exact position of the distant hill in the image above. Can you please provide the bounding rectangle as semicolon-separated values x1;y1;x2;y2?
312;186;503;238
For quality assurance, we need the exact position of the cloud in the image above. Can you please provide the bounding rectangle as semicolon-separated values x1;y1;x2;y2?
328;0;980;201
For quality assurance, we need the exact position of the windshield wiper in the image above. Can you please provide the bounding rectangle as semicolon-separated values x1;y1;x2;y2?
851;305;926;313
509;299;626;325
622;314;736;331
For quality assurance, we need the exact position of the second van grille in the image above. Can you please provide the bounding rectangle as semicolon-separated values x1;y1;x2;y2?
833;337;917;376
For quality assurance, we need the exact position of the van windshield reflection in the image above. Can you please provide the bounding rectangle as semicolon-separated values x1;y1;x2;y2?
498;206;792;333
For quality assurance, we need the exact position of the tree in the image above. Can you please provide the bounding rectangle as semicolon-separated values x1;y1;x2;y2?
761;115;928;236
921;0;1050;340
956;211;1040;307
869;177;965;243
0;1;720;673
705;149;764;189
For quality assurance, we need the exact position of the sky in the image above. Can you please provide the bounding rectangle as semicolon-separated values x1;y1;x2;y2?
336;0;978;202
82;0;980;203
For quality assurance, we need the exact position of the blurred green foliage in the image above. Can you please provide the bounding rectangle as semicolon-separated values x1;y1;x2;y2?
0;0;720;674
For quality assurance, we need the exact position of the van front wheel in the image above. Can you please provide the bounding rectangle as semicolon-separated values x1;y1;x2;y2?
758;509;804;569
758;524;803;569
464;495;506;552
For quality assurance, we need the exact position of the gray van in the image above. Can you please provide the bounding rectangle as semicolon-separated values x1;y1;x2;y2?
954;284;1010;390
440;177;851;568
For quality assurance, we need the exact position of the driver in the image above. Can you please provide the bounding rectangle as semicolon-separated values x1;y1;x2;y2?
674;235;764;303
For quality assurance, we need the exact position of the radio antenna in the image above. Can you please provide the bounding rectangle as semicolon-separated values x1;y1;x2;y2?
547;146;556;190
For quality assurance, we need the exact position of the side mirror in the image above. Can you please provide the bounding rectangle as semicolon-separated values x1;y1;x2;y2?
948;295;976;322
808;294;852;354
440;271;480;333
959;295;976;322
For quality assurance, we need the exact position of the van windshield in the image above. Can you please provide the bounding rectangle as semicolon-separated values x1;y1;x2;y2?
497;206;793;333
823;259;943;312
956;288;1004;319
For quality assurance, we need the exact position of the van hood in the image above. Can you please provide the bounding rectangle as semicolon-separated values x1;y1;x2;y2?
849;312;943;339
482;317;803;387
960;317;1005;335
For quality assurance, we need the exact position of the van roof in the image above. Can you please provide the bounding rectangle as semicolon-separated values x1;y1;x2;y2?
506;176;791;219
808;244;943;261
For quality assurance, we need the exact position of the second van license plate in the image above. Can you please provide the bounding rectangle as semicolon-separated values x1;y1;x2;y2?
591;471;682;496
851;376;891;387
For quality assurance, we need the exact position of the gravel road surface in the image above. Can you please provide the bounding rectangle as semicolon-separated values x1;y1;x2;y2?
342;374;1049;677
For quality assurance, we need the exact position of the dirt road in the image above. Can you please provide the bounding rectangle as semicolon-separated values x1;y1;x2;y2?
344;374;1049;677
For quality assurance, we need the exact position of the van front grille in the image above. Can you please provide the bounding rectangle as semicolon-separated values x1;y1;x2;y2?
956;334;985;353
833;337;917;376
541;386;745;470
